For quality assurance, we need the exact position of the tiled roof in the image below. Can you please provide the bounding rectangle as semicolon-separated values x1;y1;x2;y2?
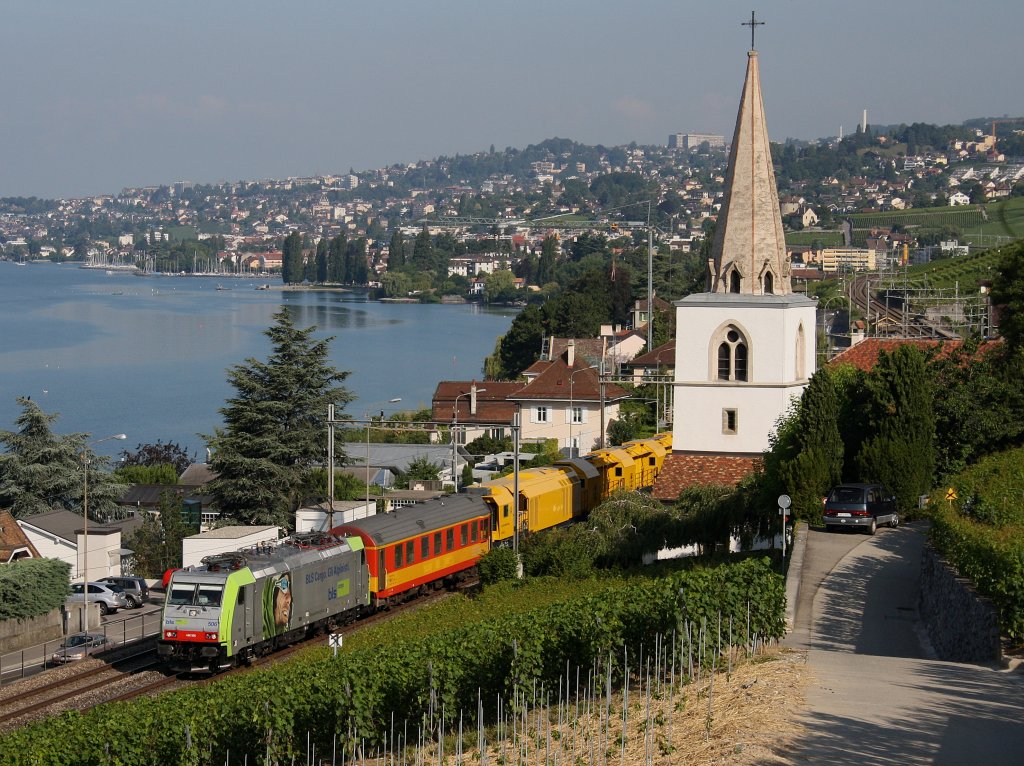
628;340;675;368
651;454;761;501
828;338;1001;373
0;509;40;561
432;381;523;424
179;463;218;485
510;359;631;403
18;508;119;543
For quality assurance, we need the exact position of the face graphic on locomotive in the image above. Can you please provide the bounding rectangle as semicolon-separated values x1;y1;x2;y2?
262;573;292;636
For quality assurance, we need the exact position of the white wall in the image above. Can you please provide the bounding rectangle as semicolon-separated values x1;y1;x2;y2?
672;295;817;454
182;527;281;568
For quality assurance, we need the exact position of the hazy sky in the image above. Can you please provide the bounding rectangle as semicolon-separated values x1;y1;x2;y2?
2;0;1021;199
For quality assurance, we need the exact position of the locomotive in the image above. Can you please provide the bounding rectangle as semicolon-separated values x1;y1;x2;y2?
158;433;672;670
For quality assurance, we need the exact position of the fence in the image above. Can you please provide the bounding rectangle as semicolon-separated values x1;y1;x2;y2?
0;606;161;685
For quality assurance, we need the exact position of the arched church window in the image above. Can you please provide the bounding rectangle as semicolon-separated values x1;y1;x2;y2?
763;271;774;294
715;326;749;382
734;341;748;381
729;270;741;293
717;343;731;380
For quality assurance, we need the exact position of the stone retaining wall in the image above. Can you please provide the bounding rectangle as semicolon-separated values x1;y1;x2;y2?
0;609;64;654
918;542;1001;662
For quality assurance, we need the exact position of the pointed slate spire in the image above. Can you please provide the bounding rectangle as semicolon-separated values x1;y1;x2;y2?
708;49;791;295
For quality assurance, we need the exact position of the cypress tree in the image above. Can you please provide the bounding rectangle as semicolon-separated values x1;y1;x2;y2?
388;230;406;269
315;237;328;284
855;345;936;511
281;231;304;284
781;367;844;518
328;233;346;283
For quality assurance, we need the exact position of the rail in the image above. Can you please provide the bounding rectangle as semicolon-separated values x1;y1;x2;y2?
0;605;162;687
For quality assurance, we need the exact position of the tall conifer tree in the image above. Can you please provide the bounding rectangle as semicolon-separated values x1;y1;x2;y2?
205;311;353;527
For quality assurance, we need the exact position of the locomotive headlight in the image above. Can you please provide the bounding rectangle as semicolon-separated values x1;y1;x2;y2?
205;632;218;641
165;630;177;639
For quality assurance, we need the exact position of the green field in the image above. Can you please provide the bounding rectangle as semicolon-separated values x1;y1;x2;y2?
848;205;986;231
785;230;844;247
960;196;1024;245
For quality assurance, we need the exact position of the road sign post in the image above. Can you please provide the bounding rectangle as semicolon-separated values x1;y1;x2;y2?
778;494;792;559
329;632;343;658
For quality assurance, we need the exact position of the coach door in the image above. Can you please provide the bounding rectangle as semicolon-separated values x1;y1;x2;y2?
378;550;387;592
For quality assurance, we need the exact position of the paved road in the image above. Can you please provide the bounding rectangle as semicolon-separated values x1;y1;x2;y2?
0;599;162;684
786;523;1024;765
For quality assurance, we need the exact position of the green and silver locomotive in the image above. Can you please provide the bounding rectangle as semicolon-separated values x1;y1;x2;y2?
157;532;370;672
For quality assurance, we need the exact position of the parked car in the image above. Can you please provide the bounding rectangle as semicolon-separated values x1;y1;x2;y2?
100;576;150;608
67;581;130;615
50;632;118;664
823;483;899;535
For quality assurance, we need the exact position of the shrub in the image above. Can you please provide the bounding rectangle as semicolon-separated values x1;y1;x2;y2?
478;546;519;584
0;558;71;620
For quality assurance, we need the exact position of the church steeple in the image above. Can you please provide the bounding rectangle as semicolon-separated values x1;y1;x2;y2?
708;47;791;296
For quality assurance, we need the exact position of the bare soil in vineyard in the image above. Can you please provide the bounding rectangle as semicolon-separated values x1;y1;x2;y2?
398;645;809;766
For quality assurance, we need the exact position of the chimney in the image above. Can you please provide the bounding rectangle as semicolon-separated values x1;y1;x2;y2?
567;339;576;368
469;383;479;415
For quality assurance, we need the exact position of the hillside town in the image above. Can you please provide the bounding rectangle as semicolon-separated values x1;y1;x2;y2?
2;121;1023;286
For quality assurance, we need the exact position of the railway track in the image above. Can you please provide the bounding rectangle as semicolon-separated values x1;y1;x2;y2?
1;583;467;728
0;648;161;731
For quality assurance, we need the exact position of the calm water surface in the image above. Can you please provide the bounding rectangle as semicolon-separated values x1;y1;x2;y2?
0;263;516;457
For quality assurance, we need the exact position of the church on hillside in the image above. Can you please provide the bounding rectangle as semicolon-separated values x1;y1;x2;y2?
653;38;818;500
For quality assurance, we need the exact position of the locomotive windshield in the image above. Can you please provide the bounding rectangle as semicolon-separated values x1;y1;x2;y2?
168;582;224;607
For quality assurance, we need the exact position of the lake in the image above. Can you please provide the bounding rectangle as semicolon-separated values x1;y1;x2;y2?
0;263;517;459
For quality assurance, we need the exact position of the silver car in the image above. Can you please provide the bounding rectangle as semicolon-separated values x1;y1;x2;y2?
68;581;130;615
50;632;118;664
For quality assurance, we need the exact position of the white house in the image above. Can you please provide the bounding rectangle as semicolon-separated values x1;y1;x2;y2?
17;509;126;582
948;191;971;206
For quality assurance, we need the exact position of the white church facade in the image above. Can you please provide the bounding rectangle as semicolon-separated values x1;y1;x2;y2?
658;45;817;496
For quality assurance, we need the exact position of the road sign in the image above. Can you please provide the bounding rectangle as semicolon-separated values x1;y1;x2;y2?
945;488;957;502
778;494;792;509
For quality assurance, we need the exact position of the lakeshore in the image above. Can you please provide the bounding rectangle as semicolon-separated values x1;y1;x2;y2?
0;262;516;458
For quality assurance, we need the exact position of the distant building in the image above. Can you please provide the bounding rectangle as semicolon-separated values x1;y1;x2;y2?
820;247;877;273
683;133;725;151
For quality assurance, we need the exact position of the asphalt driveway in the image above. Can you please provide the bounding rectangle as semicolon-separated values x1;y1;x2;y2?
785;523;1024;765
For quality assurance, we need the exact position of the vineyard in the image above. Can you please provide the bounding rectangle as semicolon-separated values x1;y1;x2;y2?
901;246;1005;293
0;558;785;766
848;206;986;231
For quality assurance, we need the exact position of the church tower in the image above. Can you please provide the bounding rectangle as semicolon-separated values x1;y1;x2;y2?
668;36;817;479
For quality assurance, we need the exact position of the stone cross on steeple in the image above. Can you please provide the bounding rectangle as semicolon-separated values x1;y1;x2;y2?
706;42;791;296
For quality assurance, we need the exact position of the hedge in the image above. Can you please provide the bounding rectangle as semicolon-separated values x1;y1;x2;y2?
0;558;70;621
0;558;784;766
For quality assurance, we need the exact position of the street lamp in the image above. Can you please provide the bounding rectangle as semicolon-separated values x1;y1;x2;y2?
453;387;486;493
81;433;126;634
568;366;596;458
366;399;401;509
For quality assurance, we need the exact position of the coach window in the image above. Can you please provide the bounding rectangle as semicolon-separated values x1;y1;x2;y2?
434;532;442;553
421;536;429;559
471;522;478;542
394;545;403;568
481;518;489;534
446;528;454;551
461;524;468;546
406;540;415;564
615;467;622;477
503;504;509;518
